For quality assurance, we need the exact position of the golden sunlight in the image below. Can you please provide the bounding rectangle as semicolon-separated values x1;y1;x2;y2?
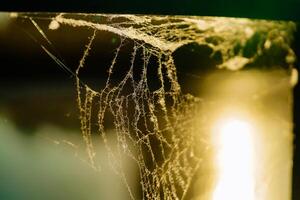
213;118;255;200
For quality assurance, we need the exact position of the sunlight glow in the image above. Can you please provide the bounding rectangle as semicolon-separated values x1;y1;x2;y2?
213;119;255;200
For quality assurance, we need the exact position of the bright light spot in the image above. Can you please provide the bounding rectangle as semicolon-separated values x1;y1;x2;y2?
49;20;60;30
264;39;272;49
220;56;249;71
9;12;18;18
213;118;255;200
290;68;298;87
244;27;254;38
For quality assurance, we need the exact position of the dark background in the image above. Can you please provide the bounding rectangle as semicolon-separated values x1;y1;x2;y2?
0;0;300;199
0;0;300;20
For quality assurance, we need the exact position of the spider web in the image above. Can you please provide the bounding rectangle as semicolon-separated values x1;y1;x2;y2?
12;13;296;200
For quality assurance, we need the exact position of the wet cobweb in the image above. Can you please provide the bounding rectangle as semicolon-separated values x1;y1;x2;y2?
12;13;296;200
